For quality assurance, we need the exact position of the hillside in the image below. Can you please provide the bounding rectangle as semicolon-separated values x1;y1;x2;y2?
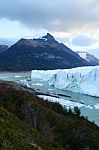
0;33;89;71
0;80;99;150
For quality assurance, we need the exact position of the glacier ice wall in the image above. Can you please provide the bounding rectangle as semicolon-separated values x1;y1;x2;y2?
31;70;59;81
31;66;99;97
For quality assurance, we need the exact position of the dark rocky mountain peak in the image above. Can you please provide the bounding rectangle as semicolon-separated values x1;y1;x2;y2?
33;33;56;44
42;33;56;42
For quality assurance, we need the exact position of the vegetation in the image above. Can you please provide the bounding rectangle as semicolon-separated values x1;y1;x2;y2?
0;81;99;150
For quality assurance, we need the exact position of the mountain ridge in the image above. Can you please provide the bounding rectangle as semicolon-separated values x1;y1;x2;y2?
0;33;89;71
77;51;99;65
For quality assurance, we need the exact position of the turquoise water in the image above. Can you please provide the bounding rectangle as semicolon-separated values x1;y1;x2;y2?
0;72;99;125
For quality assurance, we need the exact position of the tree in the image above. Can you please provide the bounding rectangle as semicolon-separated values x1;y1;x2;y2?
74;107;81;117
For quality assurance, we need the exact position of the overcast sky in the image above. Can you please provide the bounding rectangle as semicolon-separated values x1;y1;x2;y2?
0;0;99;51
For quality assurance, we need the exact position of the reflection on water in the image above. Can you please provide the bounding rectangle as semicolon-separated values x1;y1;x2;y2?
0;72;99;125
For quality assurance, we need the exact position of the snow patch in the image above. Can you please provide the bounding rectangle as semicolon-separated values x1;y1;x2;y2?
78;52;87;59
39;37;48;41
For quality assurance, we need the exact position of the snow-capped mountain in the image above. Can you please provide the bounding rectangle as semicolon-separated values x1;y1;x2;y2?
0;33;89;71
77;51;99;65
86;49;99;59
31;66;99;97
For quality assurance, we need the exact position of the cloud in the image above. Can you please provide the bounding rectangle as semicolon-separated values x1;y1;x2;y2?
71;35;96;47
0;0;99;32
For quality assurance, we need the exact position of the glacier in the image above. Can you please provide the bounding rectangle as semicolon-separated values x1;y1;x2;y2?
31;70;59;81
31;66;99;97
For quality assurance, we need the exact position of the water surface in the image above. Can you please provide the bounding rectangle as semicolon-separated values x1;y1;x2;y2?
0;72;99;125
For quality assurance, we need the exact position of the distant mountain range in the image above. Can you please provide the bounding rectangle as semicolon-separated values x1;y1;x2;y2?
0;33;90;71
77;51;99;66
86;49;99;59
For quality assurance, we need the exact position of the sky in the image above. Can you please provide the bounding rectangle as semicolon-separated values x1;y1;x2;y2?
0;0;99;51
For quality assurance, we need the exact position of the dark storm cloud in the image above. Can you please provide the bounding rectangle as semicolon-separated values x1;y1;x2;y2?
0;0;99;31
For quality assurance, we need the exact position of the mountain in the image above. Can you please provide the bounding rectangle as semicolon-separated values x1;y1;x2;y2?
86;49;99;59
0;45;8;53
0;33;89;71
77;51;99;65
0;80;99;149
